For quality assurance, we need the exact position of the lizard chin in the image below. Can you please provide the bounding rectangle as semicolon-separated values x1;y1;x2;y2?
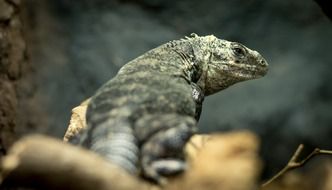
204;65;268;95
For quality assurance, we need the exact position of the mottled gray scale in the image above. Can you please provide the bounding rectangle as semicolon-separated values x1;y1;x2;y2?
79;34;268;184
134;114;196;145
120;52;187;77
91;138;138;170
89;75;195;124
85;117;140;174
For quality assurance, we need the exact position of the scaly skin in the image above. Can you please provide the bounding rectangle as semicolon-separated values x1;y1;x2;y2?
78;34;268;184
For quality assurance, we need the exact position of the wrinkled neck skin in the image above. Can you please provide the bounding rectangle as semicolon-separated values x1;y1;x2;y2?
165;35;239;96
197;69;239;96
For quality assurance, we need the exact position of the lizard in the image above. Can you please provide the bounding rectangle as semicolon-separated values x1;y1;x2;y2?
77;33;268;184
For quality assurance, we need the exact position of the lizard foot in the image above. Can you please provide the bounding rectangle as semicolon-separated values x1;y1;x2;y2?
142;159;187;184
150;159;187;176
140;120;196;184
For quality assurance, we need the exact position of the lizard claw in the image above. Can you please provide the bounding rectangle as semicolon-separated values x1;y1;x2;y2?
151;159;187;176
142;159;187;185
141;165;168;185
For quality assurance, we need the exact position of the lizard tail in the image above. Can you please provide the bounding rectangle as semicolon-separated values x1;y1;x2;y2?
84;118;140;174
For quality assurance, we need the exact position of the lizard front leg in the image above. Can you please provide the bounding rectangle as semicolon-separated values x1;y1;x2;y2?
134;114;197;184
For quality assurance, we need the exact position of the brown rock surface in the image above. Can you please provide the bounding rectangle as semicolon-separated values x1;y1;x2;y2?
0;0;44;157
0;0;25;155
64;99;90;142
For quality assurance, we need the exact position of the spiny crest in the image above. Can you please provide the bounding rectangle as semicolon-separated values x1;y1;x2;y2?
165;33;216;51
185;34;218;63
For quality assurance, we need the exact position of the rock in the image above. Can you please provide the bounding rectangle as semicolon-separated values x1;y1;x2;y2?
0;0;26;156
0;80;17;154
0;0;14;21
63;98;90;142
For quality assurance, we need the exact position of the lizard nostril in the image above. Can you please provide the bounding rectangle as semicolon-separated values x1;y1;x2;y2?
260;59;267;66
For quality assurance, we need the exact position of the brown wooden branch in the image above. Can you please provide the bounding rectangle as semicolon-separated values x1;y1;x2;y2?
261;144;332;188
0;135;154;190
0;131;262;190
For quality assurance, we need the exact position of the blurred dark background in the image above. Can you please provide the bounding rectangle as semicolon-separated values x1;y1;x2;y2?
22;0;331;178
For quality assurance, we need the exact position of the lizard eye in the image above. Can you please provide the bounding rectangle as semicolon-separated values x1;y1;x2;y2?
231;43;247;59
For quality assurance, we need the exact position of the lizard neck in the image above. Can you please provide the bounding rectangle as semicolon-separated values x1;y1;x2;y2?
163;36;248;97
197;70;238;96
162;39;203;85
162;38;239;96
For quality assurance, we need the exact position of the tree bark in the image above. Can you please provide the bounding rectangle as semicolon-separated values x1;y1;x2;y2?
0;0;27;156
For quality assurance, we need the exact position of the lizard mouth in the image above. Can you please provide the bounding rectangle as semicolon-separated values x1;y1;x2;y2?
209;63;268;80
229;64;268;79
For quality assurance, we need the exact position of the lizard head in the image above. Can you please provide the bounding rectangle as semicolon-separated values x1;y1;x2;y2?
189;34;268;95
